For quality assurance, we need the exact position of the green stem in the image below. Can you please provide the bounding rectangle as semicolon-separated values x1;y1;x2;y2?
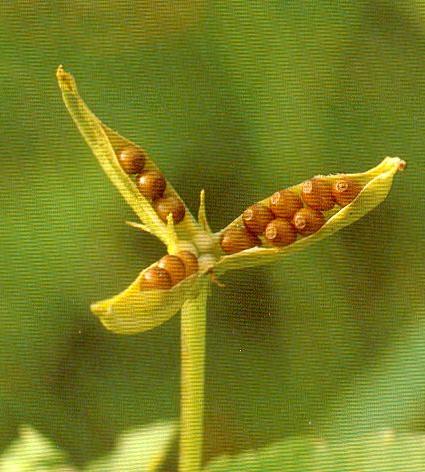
179;279;209;472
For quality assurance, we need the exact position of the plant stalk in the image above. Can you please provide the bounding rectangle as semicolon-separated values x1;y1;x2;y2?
179;280;209;472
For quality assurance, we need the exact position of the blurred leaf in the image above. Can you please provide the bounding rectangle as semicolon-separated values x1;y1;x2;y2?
204;431;425;472
0;426;70;471
84;421;176;472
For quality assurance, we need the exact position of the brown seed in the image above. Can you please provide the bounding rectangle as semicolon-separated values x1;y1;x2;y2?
301;178;335;211
176;251;199;276
118;146;146;174
292;208;325;236
136;170;166;201
155;196;186;224
220;226;260;255
269;189;303;219
242;203;274;235
140;266;172;290
331;178;361;207
158;255;186;286
264;218;297;247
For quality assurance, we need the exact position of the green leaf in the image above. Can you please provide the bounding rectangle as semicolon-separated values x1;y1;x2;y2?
0;426;69;471
214;157;406;274
91;262;208;335
56;66;205;248
204;431;425;472
84;421;176;472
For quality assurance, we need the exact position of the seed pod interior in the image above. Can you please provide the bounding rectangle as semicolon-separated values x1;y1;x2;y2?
301;178;335;211
242;203;274;235
140;266;172;290
331;177;362;207
158;255;186;286
220;226;260;255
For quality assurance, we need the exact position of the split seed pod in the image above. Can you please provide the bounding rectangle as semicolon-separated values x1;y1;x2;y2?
242;203;274;235
264;218;297;247
301;178;335;211
136;170;167;201
118;145;146;174
155;196;186;224
332;178;362;207
269;189;303;219
176;250;199;277
140;266;172;290
220;226;260;255
158;255;186;286
292;208;325;236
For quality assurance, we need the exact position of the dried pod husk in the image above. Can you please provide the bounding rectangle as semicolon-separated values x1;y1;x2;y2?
332;177;362;207
292;207;325;236
301;178;335;211
118;145;146;174
140;266;172;290
136;170;167;201
176;250;199;276
155;196;186;224
269;189;303;219
158;255;186;286
264;218;297;247
242;203;274;235
220;226;260;254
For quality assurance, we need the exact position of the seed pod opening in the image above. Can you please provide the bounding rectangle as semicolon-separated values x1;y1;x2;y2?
118;145;146;174
301;178;335;211
155;196;186;224
292;207;325;236
264;218;297;247
158;255;186;286
242;203;274;235
176;250;199;276
220;226;260;255
136;170;167;201
140;266;172;290
269;189;303;219
331;178;362;207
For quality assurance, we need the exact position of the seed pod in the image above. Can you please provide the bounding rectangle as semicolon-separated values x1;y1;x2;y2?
118;145;146;174
292;207;325;236
269;189;303;219
136;170;167;201
242;203;274;235
301;178;334;211
154;196;186;224
140;266;172;290
158;255;186;286
220;226;260;255
264;218;297;247
331;178;361;207
176;250;199;276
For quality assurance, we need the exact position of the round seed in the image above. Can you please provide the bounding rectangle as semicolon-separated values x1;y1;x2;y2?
331;178;361;207
118;145;146;174
301;178;335;211
264;218;297;247
155;196;186;224
140;266;172;290
269;189;303;219
158;255;186;286
220;226;260;255
242;203;274;235
292;208;325;236
136;170;166;201
176;251;199;276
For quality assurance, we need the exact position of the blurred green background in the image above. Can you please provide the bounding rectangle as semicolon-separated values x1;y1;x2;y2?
1;0;424;469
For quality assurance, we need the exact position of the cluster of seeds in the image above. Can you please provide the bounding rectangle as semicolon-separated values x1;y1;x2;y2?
140;251;199;290
220;176;362;255
118;145;186;224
